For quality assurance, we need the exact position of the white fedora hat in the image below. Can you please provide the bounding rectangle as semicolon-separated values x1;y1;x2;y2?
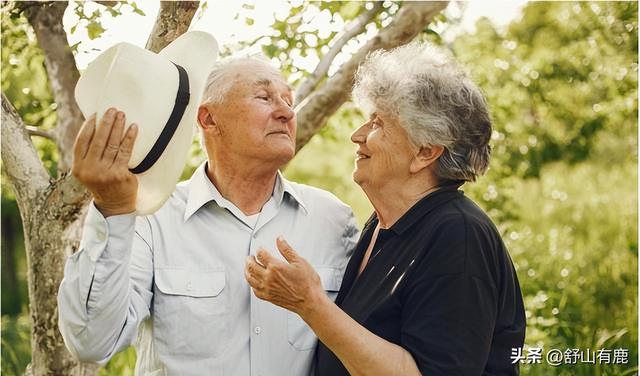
75;31;218;215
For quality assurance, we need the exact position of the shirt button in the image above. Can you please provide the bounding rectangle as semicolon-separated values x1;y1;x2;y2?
186;282;193;291
254;326;262;335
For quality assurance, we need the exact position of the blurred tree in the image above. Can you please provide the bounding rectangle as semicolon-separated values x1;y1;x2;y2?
0;1;448;374
453;2;637;179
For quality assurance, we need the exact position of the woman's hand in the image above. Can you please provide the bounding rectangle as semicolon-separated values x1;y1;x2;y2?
245;236;328;317
246;237;421;376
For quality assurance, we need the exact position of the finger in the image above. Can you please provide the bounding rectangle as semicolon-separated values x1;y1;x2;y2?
276;236;298;263
73;113;97;161
86;108;118;160
102;111;126;163
256;247;276;267
245;255;267;279
113;123;138;168
244;266;260;289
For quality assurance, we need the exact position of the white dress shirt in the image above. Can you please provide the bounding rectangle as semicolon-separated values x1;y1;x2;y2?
58;163;359;376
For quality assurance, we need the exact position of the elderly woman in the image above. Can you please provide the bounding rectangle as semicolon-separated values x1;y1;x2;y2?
245;42;526;376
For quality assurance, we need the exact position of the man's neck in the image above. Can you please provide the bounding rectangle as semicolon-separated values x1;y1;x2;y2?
206;159;279;216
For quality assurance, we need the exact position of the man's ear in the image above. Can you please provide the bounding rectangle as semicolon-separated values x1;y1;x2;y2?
410;145;444;174
197;105;219;135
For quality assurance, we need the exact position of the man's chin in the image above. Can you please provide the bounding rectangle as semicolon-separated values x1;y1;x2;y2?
268;147;295;166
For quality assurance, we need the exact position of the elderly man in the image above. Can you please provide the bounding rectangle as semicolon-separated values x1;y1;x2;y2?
58;57;358;375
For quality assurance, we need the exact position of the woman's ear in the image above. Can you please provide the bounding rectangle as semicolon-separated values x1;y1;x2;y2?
197;105;220;135
410;145;444;174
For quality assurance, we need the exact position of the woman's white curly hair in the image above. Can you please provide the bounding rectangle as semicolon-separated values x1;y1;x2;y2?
352;42;492;182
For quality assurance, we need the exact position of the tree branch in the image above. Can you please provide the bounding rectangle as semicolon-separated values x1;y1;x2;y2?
26;125;56;141
1;93;50;214
21;1;84;173
294;2;384;105
145;1;200;53
295;1;449;153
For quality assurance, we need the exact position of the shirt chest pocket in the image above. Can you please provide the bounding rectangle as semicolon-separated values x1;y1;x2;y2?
153;268;229;358
287;266;342;351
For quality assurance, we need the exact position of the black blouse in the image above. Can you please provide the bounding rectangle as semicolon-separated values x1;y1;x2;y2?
315;187;526;375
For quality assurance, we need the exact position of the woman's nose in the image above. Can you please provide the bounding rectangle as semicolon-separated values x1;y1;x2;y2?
350;122;369;144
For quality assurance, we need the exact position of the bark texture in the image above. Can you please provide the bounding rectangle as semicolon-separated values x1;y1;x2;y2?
295;1;449;152
145;1;200;53
21;1;84;173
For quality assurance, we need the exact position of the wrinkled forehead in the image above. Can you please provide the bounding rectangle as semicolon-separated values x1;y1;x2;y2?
231;63;292;93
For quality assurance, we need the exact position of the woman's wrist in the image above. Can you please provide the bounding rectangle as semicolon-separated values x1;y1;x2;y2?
298;286;333;322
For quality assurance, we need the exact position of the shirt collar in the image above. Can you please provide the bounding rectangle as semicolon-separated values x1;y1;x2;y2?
274;170;308;214
384;184;464;236
183;162;308;221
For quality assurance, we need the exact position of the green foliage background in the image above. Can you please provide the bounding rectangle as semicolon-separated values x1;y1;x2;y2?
1;2;637;375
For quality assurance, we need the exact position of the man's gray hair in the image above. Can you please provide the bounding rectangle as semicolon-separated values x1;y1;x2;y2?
201;55;278;105
352;42;492;182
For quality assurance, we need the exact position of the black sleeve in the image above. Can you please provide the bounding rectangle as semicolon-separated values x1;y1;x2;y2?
399;221;498;376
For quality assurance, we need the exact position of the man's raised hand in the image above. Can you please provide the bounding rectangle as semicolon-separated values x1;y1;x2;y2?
72;107;139;217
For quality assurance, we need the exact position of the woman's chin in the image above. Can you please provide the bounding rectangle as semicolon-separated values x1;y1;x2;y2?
352;169;366;187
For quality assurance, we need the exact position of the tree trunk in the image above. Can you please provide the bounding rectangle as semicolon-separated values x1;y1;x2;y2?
22;212;96;376
21;1;84;173
3;93;96;375
3;1;202;373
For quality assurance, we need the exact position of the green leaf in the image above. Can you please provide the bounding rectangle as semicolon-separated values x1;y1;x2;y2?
86;21;106;40
69;41;81;53
130;2;146;16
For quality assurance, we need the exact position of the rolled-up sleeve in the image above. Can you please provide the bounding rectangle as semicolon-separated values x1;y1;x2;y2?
57;202;154;364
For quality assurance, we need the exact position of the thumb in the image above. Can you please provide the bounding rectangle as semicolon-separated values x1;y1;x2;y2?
276;236;298;263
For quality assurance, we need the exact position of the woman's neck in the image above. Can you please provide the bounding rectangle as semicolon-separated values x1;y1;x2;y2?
364;178;441;229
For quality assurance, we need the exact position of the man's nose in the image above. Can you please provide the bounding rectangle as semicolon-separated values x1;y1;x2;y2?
273;99;295;122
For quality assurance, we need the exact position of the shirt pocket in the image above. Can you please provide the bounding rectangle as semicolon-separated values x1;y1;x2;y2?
153;268;229;358
287;266;342;351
